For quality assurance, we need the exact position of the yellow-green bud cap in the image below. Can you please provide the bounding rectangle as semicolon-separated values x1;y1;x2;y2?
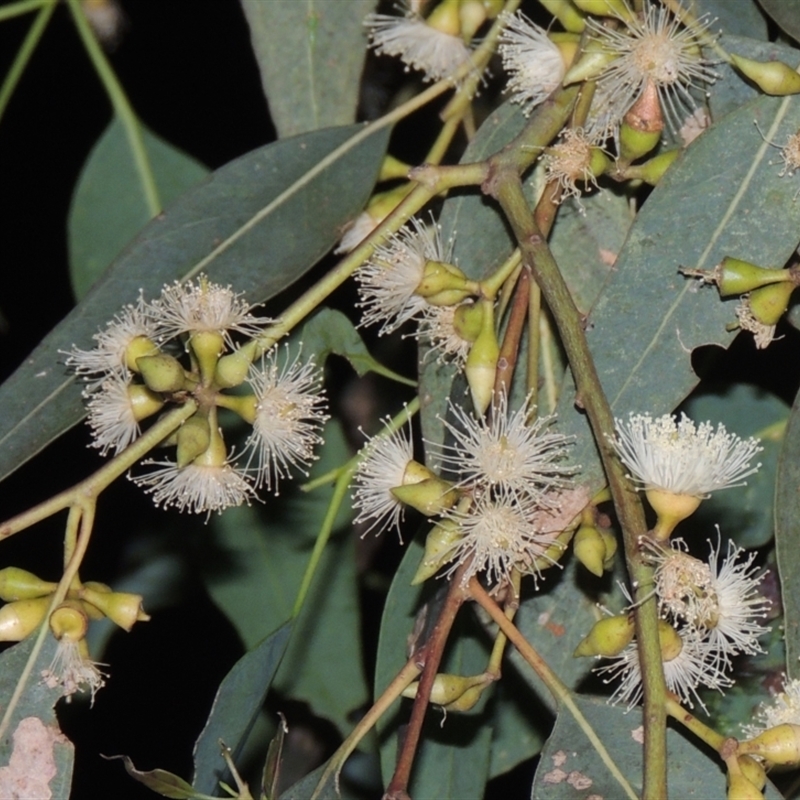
177;413;212;468
0;567;57;601
623;150;680;185
748;280;796;326
657;619;683;661
426;0;461;37
563;48;619;86
735;756;766;792
81;587;150;632
715;257;791;298
415;261;472;300
412;519;463;584
453;301;483;343
49;600;89;642
574;614;635;657
137;354;187;393
458;0;487;41
391;477;459;516
127;384;165;422
727;772;765;800
125;335;160;373
730;54;800;96
465;300;499;415
538;0;586;33
741;723;800;765
573;524;607;576
646;488;702;541
572;0;635;21
190;330;226;383
600;528;618;569
215;348;253;389
402;672;487;706
0;596;51;641
377;155;411;183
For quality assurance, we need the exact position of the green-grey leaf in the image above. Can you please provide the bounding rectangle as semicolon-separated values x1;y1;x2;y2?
68;116;209;300
203;421;367;735
775;384;800;678
300;307;416;385
755;0;800;43
531;696;783;799
557;93;800;495
683;384;786;549
696;0;767;38
192;623;292;795
106;755;197;799
0;122;390;484
0;636;73;800
375;537;492;797
240;0;374;138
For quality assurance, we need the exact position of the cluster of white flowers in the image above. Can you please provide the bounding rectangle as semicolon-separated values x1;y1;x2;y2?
66;277;328;515
352;392;578;587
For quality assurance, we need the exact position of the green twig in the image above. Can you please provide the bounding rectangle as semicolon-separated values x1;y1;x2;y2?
0;0;48;23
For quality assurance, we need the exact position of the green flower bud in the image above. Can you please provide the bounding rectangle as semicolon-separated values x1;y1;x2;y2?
574;614;635;657
619;124;662;164
600;528;618;569
714;257;791;298
657;619;683;662
377;155;411;183
0;596;51;641
128;384;165;421
0;567;57;601
465;300;499;415
538;0;586;33
453;301;484;343
125;335;160;373
137;354;187;393
620;79;663;163
563;48;619;86
49;600;89;642
190;330;226;383
216;392;259;424
412;519;463;584
572;0;635;21
741;723;800;766
727;772;764;800
177;413;212;468
427;0;461;37
747;280;796;326
458;0;487;41
391;477;459;517
573;524;607;577
622;150;680;185
589;147;611;178
646;487;702;541
445;682;488;711
81;587;150;632
735;756;766;792
415;261;472;300
402;672;487;706
215;348;253;389
730;54;800;96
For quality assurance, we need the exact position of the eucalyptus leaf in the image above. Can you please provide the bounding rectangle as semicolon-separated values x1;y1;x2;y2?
240;0;374;138
557;93;800;495
531;695;783;799
105;756;197;799
0;122;390;484
696;0;767;38
0;636;73;800
755;0;800;43
192;623;292;795
68;115;209;300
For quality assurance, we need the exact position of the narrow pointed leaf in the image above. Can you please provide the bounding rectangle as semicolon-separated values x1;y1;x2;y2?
240;0;375;138
105;756;197;799
0;122;390;483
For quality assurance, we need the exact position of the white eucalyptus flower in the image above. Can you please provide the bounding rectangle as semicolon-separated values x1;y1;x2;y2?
742;677;800;740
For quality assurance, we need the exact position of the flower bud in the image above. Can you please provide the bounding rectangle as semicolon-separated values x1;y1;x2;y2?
621;150;680;185
572;0;635;21
0;597;51;641
727;772;764;800
137;354;187;393
75;581;112;619
458;0;487;41
730;54;800;96
619;79;664;162
412;519;463;584
402;672;487;706
190;330;226;383
215;348;253;389
574;614;635;657
453;301;483;343
392;478;459;517
480;0;504;19
128;384;165;421
0;567;57;601
538;0;586;33
377;155;411;183
426;0;461;37
124;335;159;373
573;524;607;577
415;261;473;303
619;124;662;164
49;600;89;642
81;587;150;632
645;488;702;541
589;147;611;178
445;682;487;711
600;528;618;569
741;723;800;765
216;393;259;425
177;413;212;468
714;257;791;298
564;48;619;86
465;300;499;415
657;619;683;661
735;756;766;792
747;280;796;326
